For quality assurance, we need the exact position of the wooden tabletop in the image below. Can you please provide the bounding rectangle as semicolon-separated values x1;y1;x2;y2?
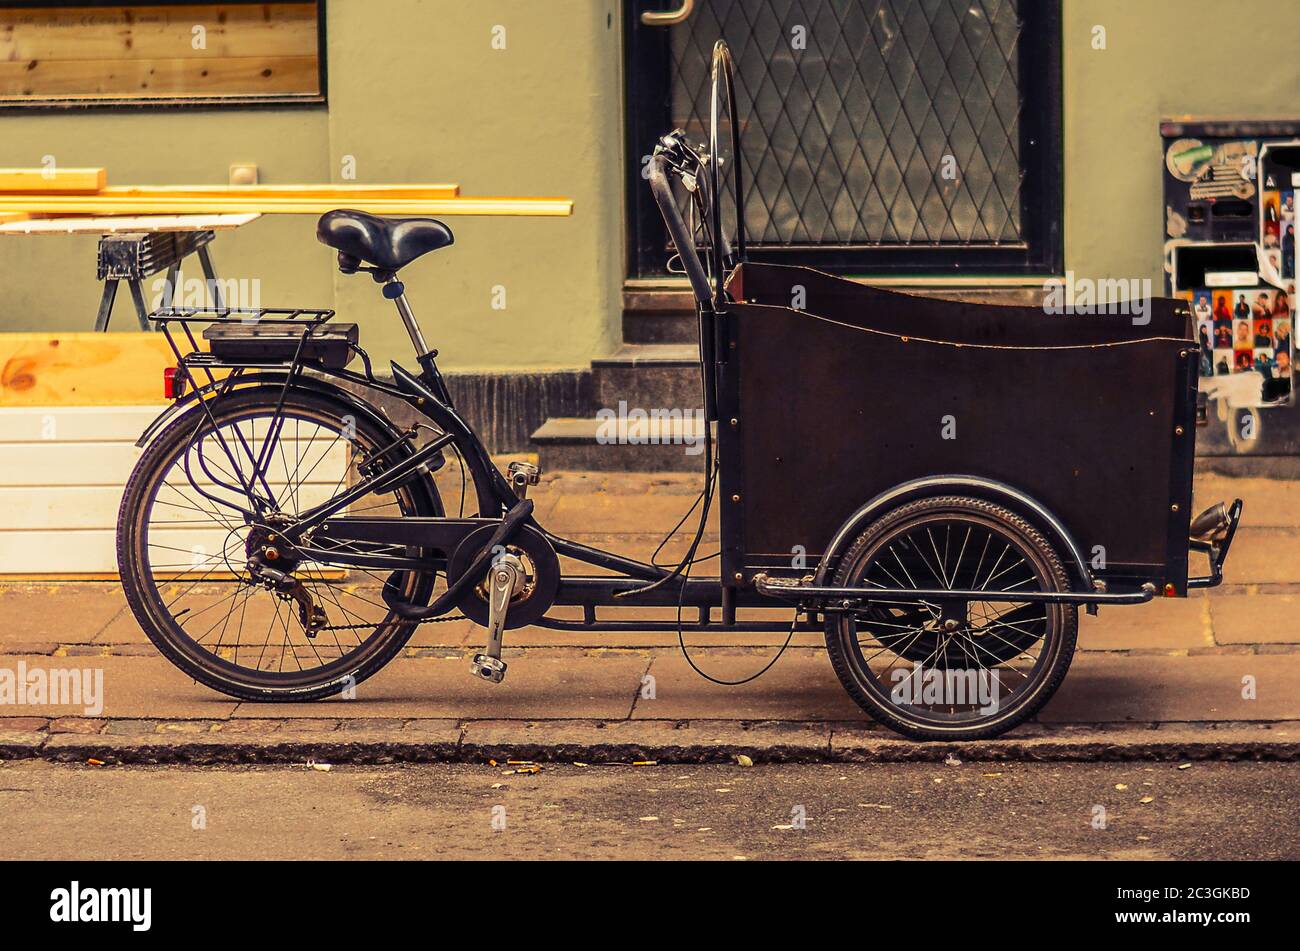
0;213;262;235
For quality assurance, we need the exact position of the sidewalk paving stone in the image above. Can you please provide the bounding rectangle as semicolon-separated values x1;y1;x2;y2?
228;650;649;721
0;655;237;720
1209;593;1300;644
0;731;44;755
2;718;49;732
49;718;104;734
0;583;124;644
830;722;1300;762
41;727;463;765
1078;595;1212;651
0;643;59;656
1220;528;1300;585
635;649;864;721
459;718;831;762
548;492;719;535
1195;474;1300;528
1040;653;1300;723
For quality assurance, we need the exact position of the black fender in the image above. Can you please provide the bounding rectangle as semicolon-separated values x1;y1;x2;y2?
135;371;402;451
814;475;1094;597
131;371;445;512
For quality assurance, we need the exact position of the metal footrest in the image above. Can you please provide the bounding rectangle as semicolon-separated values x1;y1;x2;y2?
1187;498;1243;590
470;653;507;684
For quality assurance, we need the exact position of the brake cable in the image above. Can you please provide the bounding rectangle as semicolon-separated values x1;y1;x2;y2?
616;143;797;681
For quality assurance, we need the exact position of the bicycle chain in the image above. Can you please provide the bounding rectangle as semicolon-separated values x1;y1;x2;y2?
309;612;468;633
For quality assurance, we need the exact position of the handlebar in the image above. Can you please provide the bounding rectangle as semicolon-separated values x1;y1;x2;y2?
647;153;713;307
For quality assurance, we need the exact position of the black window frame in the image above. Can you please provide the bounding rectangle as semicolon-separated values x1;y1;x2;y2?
625;0;1063;279
0;0;327;111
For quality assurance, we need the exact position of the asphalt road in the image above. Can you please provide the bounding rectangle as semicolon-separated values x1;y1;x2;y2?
0;759;1295;860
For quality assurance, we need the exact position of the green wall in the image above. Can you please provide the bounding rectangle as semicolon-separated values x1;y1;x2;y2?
0;0;623;373
323;0;623;371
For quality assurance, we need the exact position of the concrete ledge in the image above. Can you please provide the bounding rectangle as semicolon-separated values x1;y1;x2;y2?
0;730;46;757
41;726;463;765
460;719;832;763
831;723;1300;763
3;719;1295;765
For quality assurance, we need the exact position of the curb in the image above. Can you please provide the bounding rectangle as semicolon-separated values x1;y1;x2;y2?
2;721;1297;765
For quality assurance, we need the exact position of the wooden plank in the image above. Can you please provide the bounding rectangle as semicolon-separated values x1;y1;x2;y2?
0;405;359;442
0;483;342;530
0;213;260;235
0;196;575;217
0;333;176;407
0;528;254;575
0;55;320;100
0;168;106;193
0;529;129;574
0;4;319;62
0;441;351;486
0;405;160;442
0;529;359;577
98;185;461;200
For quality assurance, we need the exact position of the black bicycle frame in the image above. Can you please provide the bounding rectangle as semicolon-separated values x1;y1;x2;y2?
148;302;817;634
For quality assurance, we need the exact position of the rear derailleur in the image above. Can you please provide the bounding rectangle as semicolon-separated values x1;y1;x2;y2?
245;525;327;637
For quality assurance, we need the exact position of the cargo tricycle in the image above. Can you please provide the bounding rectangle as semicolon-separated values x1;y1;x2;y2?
117;41;1240;739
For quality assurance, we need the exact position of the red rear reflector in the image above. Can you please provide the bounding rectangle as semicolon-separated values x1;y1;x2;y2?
163;367;183;400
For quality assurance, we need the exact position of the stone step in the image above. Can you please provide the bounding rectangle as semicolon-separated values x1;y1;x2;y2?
591;343;703;413
532;416;707;472
622;287;697;344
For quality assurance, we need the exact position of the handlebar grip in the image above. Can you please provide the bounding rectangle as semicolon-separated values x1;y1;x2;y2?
648;154;713;306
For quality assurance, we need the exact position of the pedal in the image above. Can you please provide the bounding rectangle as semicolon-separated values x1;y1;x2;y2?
470;653;508;683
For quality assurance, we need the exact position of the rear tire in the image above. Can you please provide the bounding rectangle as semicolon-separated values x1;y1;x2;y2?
823;496;1078;741
117;388;443;701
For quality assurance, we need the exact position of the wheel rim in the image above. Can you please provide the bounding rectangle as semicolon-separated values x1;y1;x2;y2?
129;401;436;686
837;510;1065;729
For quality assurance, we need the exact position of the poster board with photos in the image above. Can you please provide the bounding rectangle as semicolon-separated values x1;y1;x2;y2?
1162;120;1300;455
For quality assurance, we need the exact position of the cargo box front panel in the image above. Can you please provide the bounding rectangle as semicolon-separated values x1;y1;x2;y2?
721;298;1197;592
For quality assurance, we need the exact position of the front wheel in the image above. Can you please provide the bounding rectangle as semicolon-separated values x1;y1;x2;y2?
117;388;444;701
823;496;1079;741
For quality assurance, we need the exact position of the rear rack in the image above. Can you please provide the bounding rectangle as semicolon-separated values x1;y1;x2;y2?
150;304;356;399
149;306;336;327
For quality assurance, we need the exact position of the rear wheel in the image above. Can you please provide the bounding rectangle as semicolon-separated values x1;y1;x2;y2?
823;496;1078;740
117;389;443;701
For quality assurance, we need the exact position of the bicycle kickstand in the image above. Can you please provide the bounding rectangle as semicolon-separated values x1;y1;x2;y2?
469;552;526;684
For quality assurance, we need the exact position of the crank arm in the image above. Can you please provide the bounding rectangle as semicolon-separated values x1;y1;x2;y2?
385;498;535;620
470;555;524;684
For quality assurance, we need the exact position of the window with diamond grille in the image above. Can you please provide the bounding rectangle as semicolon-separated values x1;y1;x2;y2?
626;0;1062;277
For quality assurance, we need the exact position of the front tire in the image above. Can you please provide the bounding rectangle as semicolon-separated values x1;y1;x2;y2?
823;496;1078;741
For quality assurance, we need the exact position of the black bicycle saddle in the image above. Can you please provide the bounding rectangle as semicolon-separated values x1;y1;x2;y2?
316;208;454;272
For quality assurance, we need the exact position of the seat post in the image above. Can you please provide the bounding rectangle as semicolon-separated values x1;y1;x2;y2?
384;274;432;357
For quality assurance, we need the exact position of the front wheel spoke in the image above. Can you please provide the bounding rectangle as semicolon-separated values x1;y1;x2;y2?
925;527;951;589
861;621;930;665
973;623;1043;664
